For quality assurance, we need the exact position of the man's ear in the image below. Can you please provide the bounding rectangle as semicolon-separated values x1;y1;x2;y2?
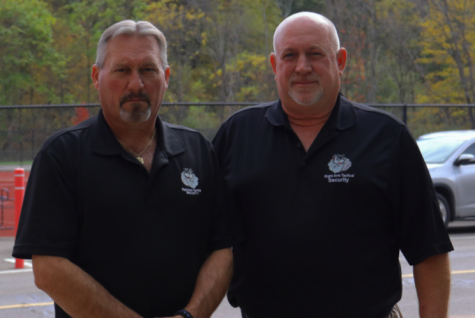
92;64;100;89
270;52;277;76
336;48;347;76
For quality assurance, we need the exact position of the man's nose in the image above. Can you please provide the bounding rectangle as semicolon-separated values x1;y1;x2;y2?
295;54;312;74
127;69;144;92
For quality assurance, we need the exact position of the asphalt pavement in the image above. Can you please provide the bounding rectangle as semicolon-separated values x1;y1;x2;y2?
1;221;474;318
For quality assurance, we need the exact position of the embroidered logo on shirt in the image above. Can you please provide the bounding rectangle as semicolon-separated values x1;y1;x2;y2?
181;168;201;195
328;154;352;173
325;154;355;183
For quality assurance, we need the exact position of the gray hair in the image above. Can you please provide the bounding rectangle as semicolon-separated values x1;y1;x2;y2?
273;12;340;54
95;20;168;70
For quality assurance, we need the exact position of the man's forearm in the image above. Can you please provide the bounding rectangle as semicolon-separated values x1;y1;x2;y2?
32;255;141;318
183;248;233;318
413;253;451;318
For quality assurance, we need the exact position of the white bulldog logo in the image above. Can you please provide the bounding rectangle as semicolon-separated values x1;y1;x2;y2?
328;154;352;173
181;168;199;189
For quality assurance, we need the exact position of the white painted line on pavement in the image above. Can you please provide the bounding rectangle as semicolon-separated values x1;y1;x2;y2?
0;302;53;310
402;269;475;278
0;268;32;275
449;269;475;275
4;258;32;267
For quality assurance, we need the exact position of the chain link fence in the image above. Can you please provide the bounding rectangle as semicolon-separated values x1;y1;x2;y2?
1;102;474;235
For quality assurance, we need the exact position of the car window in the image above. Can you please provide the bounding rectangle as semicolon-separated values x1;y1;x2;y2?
417;138;466;163
462;143;475;156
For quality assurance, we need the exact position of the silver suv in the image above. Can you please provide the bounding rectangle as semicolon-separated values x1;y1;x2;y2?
417;130;475;226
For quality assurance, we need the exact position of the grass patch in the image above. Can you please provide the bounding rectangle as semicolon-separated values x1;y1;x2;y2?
0;161;33;166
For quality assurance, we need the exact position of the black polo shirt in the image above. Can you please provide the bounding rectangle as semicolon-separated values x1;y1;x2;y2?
13;109;244;318
213;95;453;318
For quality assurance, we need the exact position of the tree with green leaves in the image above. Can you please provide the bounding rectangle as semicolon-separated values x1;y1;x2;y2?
0;0;61;105
417;0;475;128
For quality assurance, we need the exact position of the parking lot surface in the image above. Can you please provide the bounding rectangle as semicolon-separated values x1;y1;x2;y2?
1;221;474;318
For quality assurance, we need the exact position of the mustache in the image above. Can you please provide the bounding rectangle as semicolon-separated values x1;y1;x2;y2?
119;93;151;106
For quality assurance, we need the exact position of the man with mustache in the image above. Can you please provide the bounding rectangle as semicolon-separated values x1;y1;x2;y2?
13;20;244;318
213;12;453;318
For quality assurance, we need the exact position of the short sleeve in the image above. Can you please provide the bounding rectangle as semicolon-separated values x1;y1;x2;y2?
12;141;79;260
393;126;454;265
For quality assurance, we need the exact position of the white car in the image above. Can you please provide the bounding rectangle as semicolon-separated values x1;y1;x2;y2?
417;130;475;226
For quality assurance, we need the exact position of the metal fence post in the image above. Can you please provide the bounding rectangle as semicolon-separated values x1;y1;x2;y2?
403;104;407;124
14;168;25;269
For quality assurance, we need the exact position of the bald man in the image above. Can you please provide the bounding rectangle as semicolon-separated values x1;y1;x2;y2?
213;12;453;318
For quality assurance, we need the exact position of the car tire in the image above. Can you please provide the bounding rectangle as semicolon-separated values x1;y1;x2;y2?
437;193;451;228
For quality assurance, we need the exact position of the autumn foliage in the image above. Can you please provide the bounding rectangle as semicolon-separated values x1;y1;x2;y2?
71;107;90;126
1;0;475;131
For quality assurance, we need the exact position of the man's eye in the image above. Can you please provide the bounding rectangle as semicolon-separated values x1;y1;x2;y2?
115;69;125;72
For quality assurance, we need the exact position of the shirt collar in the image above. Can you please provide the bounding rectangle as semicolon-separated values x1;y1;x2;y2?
265;100;290;127
264;94;357;131
158;120;186;157
336;95;357;130
91;109;185;158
